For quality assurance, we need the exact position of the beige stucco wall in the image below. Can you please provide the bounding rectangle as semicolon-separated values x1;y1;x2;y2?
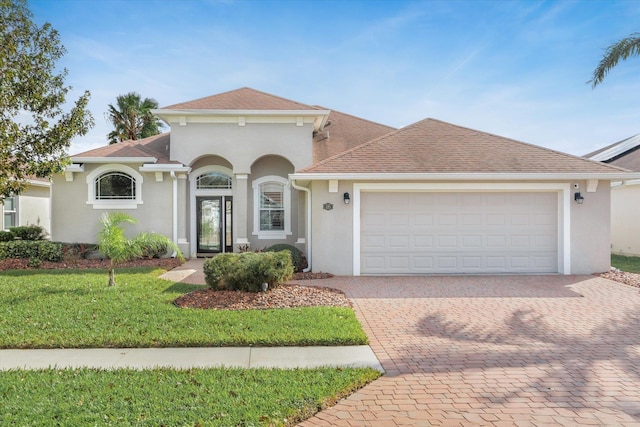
171;123;314;172
51;164;174;243
610;184;640;257
308;180;612;276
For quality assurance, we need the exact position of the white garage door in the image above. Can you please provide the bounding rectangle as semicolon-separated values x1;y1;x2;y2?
360;192;558;274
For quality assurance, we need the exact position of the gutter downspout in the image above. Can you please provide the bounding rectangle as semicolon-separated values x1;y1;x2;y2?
290;179;312;273
170;171;178;257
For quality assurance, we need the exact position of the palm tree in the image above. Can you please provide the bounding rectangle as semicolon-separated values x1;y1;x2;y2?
98;212;142;286
591;33;640;88
106;92;163;144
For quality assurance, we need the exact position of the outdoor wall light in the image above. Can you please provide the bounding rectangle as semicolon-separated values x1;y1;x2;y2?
343;192;351;204
574;192;584;204
323;202;333;211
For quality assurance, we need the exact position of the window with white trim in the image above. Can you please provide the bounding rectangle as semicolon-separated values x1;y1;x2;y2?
96;172;136;200
86;164;144;209
3;196;17;230
252;176;291;239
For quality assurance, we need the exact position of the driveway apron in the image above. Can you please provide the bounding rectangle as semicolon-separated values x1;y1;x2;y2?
298;275;640;426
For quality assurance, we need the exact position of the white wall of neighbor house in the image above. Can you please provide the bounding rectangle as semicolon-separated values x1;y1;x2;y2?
170;123;314;173
19;185;51;233
51;164;174;244
610;183;640;257
309;179;613;276
1;185;51;233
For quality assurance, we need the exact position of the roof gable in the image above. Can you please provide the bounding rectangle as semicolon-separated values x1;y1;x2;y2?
585;134;640;172
301;118;628;174
162;87;319;111
71;133;177;164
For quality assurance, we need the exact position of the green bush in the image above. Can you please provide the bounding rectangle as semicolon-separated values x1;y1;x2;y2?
264;244;307;272
0;231;14;242
0;241;62;262
204;251;294;292
9;225;47;241
133;232;170;258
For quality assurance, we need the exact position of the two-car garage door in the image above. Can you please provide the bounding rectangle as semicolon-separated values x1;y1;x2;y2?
360;192;558;274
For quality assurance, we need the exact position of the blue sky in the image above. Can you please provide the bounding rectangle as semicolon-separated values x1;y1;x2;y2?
29;0;640;156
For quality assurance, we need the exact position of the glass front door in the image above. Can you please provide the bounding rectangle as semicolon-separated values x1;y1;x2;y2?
196;196;232;253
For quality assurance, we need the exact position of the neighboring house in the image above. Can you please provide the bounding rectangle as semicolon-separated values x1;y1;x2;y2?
1;179;51;234
586;135;640;257
51;87;637;275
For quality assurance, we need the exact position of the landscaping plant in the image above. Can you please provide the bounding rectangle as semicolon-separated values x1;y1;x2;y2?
264;243;307;272
97;212;183;286
204;251;294;292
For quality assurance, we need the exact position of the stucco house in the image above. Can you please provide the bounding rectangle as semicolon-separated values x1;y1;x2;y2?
586;134;640;257
2;179;51;233
51;87;637;275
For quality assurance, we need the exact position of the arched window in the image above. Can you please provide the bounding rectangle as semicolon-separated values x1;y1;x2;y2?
86;164;144;209
196;172;232;190
95;172;136;200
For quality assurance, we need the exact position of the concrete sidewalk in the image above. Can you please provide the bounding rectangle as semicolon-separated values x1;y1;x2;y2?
0;346;383;371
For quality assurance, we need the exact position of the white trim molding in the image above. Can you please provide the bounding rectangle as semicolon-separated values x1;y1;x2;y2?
85;164;144;210
352;182;571;276
252;175;292;240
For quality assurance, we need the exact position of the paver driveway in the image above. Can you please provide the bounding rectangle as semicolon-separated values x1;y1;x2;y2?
298;275;640;426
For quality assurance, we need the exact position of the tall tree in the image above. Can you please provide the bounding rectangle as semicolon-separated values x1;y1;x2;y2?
590;32;640;88
106;92;162;144
0;0;93;199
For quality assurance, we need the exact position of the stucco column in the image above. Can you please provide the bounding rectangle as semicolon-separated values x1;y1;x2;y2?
176;173;189;255
234;173;249;250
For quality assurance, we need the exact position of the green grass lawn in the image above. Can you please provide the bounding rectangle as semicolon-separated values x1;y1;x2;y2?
0;267;368;348
0;367;380;426
611;254;640;273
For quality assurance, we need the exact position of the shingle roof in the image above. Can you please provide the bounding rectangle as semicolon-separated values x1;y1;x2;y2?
584;134;640;172
71;133;177;164
312;108;395;163
162;87;319;111
300;118;628;174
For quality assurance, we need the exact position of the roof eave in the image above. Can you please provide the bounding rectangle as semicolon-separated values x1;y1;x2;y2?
290;172;640;181
71;157;157;164
139;164;190;172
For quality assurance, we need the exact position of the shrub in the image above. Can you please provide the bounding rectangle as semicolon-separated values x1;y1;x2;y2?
0;241;62;262
0;231;14;242
133;232;170;258
204;251;294;292
9;225;48;241
60;243;99;261
264;244;307;272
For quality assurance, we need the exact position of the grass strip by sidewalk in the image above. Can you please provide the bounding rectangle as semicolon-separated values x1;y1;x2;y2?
611;254;640;273
0;367;380;426
0;267;368;348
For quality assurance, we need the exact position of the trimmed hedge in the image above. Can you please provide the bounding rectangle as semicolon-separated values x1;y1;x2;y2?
264;243;307;273
0;231;14;242
0;241;63;262
204;251;294;292
9;225;47;241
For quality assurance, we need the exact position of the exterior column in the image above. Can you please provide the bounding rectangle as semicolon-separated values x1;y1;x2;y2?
176;173;190;257
234;173;249;251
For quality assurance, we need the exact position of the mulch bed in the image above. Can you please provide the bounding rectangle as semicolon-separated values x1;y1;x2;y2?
174;284;350;310
0;258;183;271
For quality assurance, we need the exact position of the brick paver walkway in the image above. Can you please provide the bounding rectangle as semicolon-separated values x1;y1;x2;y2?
298;275;640;426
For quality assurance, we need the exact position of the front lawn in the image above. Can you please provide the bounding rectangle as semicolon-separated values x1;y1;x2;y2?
611;254;640;273
0;367;380;426
0;267;368;348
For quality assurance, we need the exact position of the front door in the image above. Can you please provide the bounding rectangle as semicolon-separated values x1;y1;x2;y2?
196;196;232;253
